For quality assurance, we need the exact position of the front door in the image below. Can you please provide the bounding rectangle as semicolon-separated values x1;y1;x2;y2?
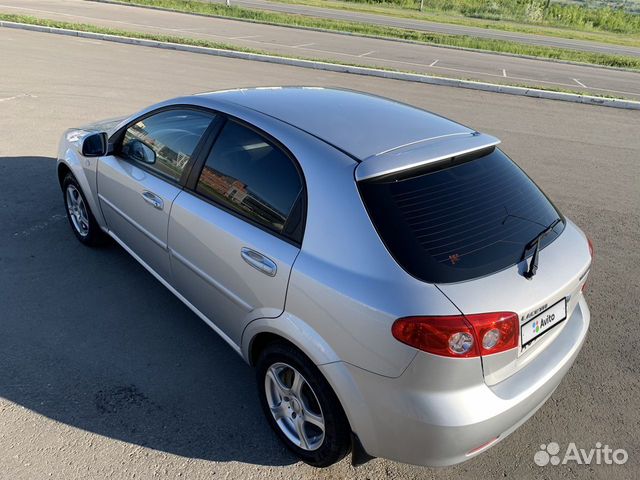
97;108;217;280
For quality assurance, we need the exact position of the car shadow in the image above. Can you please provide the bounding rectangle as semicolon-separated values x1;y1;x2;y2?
0;156;296;466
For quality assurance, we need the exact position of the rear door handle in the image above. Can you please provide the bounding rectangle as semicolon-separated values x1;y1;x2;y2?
141;190;164;210
241;247;277;277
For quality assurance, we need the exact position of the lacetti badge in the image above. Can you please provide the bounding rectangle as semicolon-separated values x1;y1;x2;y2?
524;303;548;321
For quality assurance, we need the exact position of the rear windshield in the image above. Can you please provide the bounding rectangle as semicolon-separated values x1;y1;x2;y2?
358;148;564;283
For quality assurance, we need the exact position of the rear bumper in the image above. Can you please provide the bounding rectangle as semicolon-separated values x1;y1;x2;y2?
321;295;590;466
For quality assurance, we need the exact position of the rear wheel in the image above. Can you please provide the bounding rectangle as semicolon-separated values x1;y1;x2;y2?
256;341;351;467
62;174;105;246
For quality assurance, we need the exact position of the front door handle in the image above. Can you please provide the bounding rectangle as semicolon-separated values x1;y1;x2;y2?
141;190;164;210
241;247;277;277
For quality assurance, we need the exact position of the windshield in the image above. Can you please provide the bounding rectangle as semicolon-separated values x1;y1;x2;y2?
358;148;564;283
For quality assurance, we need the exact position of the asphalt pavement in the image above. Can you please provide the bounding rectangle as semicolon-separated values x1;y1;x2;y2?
0;27;639;480
1;0;640;100
205;0;640;57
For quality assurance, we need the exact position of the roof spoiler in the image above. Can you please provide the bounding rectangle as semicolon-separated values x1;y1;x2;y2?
355;132;501;181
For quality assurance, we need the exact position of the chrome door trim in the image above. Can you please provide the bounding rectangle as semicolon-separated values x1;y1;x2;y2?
98;193;167;250
169;249;253;311
107;230;243;357
241;247;278;277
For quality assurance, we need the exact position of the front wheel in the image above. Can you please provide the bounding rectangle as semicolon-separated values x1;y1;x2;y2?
256;342;352;467
62;174;105;246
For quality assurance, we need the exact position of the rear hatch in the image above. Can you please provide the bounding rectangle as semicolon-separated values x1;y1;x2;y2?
358;144;591;384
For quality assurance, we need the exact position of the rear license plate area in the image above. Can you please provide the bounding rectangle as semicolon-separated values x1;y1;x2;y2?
520;298;567;353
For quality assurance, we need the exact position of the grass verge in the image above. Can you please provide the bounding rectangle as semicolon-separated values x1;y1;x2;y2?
271;0;640;48
101;0;640;70
0;13;634;101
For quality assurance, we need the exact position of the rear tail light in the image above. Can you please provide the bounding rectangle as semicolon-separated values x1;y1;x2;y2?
392;312;518;358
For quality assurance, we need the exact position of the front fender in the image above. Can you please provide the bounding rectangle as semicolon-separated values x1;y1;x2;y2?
57;129;106;229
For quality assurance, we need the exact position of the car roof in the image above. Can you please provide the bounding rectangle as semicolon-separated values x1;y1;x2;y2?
198;87;473;161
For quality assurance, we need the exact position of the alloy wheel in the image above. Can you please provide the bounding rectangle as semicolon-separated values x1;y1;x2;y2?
66;184;90;237
264;362;325;451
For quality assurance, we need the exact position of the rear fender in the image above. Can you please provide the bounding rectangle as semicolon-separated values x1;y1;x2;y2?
241;314;379;455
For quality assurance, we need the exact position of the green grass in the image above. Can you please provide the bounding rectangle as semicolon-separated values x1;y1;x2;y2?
329;0;640;34
270;0;640;47
0;12;635;100
97;0;640;69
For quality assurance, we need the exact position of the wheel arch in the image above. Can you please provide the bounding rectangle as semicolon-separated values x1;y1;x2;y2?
57;150;107;229
57;162;73;188
243;315;380;460
242;312;341;367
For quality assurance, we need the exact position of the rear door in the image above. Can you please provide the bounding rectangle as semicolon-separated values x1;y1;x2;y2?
97;108;216;280
168;118;305;345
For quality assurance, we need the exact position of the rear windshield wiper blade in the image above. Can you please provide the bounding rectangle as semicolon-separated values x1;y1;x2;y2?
521;218;562;279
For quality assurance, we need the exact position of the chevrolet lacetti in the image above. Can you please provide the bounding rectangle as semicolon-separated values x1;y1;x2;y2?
57;87;592;467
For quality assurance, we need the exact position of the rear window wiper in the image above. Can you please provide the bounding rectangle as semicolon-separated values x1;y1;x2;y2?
521;218;562;279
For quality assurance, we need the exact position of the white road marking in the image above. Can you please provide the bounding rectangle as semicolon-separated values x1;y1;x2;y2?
0;93;34;103
502;69;507;77
573;78;587;88
291;42;315;48
358;50;375;57
13;214;65;238
1;3;637;98
429;59;439;67
229;35;261;40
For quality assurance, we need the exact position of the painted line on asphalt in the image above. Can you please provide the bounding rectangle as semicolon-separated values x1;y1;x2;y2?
2;2;639;98
573;78;587;88
429;59;439;66
1;21;638;110
291;42;315;48
502;69;507;77
0;93;35;102
230;34;261;40
358;50;376;57
85;0;640;75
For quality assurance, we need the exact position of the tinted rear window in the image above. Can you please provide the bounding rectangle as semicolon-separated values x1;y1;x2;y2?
358;148;564;283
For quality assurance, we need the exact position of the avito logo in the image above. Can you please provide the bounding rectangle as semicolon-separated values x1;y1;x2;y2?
533;313;556;333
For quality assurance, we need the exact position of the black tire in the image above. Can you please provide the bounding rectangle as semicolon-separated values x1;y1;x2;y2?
256;341;352;467
62;173;106;247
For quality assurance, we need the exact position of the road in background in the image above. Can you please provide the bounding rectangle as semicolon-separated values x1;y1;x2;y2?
1;0;640;100
203;0;640;57
1;27;639;480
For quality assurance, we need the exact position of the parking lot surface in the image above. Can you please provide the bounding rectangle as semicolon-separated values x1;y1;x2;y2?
0;27;638;480
2;0;640;99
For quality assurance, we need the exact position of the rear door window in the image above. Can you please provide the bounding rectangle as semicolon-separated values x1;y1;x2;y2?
195;120;304;242
358;148;564;283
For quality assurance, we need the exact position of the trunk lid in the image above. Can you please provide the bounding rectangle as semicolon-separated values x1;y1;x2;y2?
357;143;592;383
437;220;591;384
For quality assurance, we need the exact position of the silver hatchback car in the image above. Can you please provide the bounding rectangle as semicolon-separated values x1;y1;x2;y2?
57;87;592;467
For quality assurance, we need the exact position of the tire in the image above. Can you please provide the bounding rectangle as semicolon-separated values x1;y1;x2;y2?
256;341;352;467
62;173;105;247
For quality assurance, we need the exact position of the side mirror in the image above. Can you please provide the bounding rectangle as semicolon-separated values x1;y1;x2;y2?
126;139;156;165
81;132;108;157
